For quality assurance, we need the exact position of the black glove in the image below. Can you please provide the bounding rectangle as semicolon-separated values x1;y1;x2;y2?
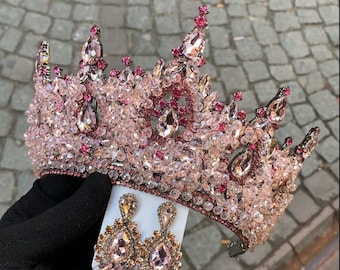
0;173;112;270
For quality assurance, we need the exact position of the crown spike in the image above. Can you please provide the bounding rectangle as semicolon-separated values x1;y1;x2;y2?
34;40;50;81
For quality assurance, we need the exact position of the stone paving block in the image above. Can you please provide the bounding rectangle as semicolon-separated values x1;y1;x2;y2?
252;21;278;45
303;26;328;45
258;243;294;270
199;62;218;80
49;39;73;66
204;253;243;270
128;0;149;4
319;59;339;78
73;23;93;42
310;45;334;62
75;0;99;3
130;31;157;55
179;1;199;19
247;3;267;17
291;104;316;126
288;188;321;224
209;26;229;48
243;61;270;83
285;81;307;104
50;19;74;41
0;204;10;218
182;225;223;269
0;171;15;203
297;9;322;24
1;54;33;83
100;6;125;28
235;38;262;60
185;210;206;231
296;0;317;7
308;90;338;120
332;197;339;213
0;28;23;52
318;5;339;25
22;12;51;34
208;6;228;25
227;4;247;17
269;0;292;11
0;79;14;108
239;242;273;267
14;114;29;141
328;75;339;95
157;35;182;59
19;32;44;58
277;122;306;148
4;0;23;6
230;18;252;37
220;66;249;91
101;28;128;56
264;46;288;65
304;170;339;203
0;4;25;27
240;91;259;117
0;110;13;137
155;15;181;34
280;31;309;58
10;84;34;111
269;212;299;246
126;6;152;30
328;117;339;141
303;71;325;94
324;25;339;46
254;80;278;104
21;0;49;13
303;119;329;141
316;136;339;164
213;48;238;66
15;170;35;201
72;4;100;22
317;0;338;4
300;151;323;177
48;2;72;19
224;0;246;4
131;55;158;71
153;0;177;14
292;58;317;75
274;12;300;32
0;139;32;171
269;65;295;82
289;206;334;253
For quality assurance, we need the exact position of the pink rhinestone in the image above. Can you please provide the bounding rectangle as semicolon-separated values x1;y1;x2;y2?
153;109;161;117
53;65;62;75
178;106;187;115
285;137;293;146
199;58;206;67
158;99;167;109
256;107;266;118
90;25;99;35
295;146;303;154
80;144;90;154
217;123;225;132
97;59;107;70
195;15;208;28
282;86;291;96
109;68;120;77
171;47;182;57
272;123;279;130
198;5;209;15
42;66;48;75
172;86;183;99
233;91;243;102
217;184;227;193
179;117;187;126
169;99;178;109
133;66;144;76
154;150;164;160
79;60;85;68
237;110;246;120
83;93;92;102
248;144;256;151
214;101;224;112
121;56;132;66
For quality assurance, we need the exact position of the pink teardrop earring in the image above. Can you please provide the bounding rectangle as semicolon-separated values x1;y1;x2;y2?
140;201;183;270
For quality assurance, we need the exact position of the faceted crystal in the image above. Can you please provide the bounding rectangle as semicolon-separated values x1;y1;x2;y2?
182;29;205;59
76;102;97;133
109;231;131;263
119;193;138;220
157;109;179;138
267;96;287;123
150;243;171;270
158;202;176;231
231;150;253;178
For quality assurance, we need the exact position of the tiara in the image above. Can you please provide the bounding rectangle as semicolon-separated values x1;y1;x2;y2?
24;5;319;255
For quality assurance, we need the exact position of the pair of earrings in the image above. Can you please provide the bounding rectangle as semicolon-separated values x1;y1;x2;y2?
94;193;182;270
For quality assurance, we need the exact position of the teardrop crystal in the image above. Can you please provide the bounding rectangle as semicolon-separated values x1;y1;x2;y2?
158;202;176;231
149;243;172;270
119;193;138;220
182;28;205;59
267;96;287;123
230;150;253;178
157;109;179;138
76;102;97;133
109;231;131;263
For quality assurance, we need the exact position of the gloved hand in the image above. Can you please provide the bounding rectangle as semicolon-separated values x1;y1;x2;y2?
0;172;112;270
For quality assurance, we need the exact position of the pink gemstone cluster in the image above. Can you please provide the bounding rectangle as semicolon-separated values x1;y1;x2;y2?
25;5;319;252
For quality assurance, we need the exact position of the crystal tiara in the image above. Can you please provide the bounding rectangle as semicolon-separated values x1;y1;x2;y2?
24;5;319;255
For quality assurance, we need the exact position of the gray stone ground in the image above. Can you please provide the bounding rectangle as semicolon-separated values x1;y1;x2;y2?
0;0;339;269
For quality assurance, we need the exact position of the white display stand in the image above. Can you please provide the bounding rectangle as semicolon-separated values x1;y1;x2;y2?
91;185;189;269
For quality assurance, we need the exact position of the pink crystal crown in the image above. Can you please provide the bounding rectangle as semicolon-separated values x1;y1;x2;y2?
25;5;319;256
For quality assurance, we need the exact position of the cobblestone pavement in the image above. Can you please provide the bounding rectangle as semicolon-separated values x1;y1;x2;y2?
0;0;339;269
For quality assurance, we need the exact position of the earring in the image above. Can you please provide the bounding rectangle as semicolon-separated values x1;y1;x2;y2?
140;201;183;270
94;193;143;269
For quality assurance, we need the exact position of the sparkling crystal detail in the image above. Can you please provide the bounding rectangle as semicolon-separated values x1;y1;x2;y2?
150;243;171;270
76;102;97;133
230;150;253;178
110;231;131;263
157;109;179;138
119;193;138;220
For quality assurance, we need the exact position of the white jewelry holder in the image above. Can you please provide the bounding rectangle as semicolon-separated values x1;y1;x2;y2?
91;185;189;269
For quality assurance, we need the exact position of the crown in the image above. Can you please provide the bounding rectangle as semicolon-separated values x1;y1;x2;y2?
24;5;319;256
